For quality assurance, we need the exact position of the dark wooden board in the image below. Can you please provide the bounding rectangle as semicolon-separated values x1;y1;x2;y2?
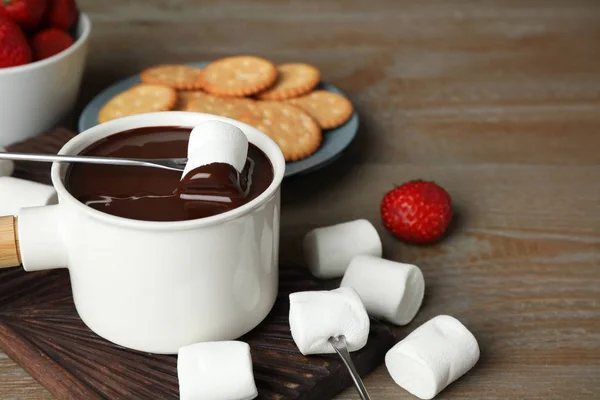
1;129;397;400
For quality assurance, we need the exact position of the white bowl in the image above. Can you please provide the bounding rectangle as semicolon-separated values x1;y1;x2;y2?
0;13;91;147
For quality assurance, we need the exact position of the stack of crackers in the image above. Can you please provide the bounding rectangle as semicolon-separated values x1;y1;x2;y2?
98;56;354;162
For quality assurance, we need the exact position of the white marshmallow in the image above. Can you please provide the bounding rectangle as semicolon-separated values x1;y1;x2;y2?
177;341;257;400
289;287;370;355
0;177;57;216
0;147;14;177
182;120;249;179
340;255;425;326
385;315;480;400
303;219;382;279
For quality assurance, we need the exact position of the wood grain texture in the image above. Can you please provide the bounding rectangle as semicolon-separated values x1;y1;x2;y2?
0;216;19;268
1;0;600;398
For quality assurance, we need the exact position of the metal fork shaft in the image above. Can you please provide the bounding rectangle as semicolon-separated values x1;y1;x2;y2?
329;336;372;400
0;152;186;172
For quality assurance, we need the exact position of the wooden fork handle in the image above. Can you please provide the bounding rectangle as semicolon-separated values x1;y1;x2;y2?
0;216;21;268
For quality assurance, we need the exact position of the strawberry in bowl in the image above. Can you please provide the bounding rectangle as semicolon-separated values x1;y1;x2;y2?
0;16;32;67
0;0;90;146
31;27;74;60
1;0;47;30
44;0;78;31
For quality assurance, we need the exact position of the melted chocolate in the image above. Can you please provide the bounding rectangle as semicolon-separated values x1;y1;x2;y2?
65;126;274;222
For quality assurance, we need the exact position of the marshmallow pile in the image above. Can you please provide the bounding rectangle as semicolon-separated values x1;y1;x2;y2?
133;120;476;398
0;147;58;216
287;219;480;399
303;219;425;326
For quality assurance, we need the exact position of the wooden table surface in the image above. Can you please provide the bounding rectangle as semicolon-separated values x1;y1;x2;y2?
1;0;599;399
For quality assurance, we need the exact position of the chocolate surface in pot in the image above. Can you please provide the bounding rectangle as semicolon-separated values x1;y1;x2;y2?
65;126;274;222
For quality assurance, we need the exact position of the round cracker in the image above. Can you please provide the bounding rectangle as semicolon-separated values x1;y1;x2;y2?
175;91;208;111
98;84;177;123
198;56;277;97
287;90;354;129
140;65;204;90
256;63;321;100
182;91;255;119
239;102;322;162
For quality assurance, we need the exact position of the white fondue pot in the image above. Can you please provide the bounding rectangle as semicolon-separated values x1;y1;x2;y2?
0;112;285;354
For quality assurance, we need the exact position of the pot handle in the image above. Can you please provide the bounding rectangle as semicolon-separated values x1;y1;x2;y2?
0;216;20;268
0;205;67;271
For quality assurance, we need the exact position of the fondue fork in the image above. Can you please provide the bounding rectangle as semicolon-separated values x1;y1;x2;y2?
328;336;372;400
0;152;188;172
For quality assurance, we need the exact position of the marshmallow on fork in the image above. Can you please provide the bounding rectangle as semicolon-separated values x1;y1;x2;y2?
178;340;258;400
182;120;249;179
385;315;480;400
341;255;425;326
0;176;57;216
303;219;382;279
0;147;14;177
289;287;370;355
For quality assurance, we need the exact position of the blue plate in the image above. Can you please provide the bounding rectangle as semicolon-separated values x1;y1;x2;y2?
79;62;359;178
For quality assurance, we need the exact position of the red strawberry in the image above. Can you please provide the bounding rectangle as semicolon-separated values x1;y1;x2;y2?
30;27;73;60
0;0;47;29
44;0;76;30
380;180;453;245
0;16;32;68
